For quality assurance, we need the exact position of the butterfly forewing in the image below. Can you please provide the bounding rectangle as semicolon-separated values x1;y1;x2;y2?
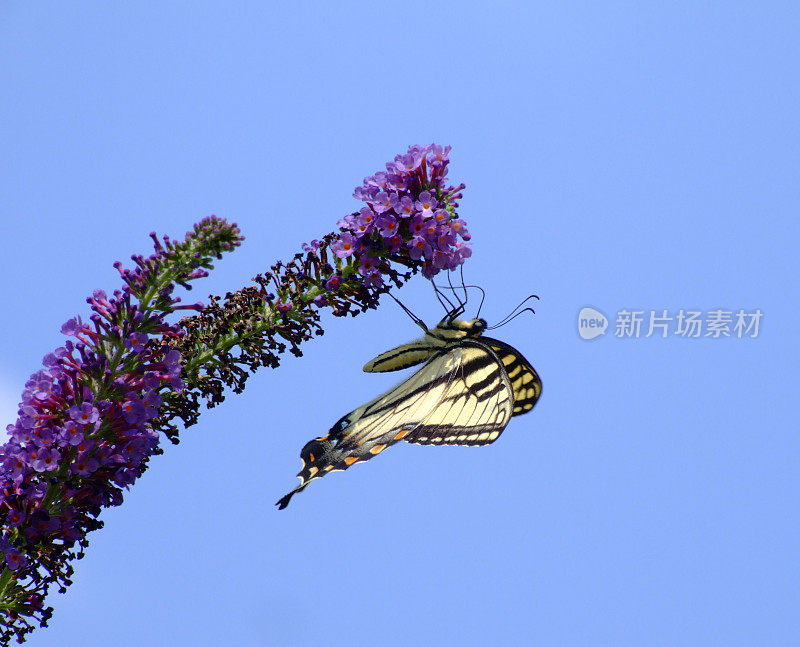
403;341;514;447
338;348;463;451
275;347;463;508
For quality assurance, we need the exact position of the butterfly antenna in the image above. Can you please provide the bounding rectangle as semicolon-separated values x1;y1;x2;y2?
387;292;428;332
487;294;539;330
487;307;537;330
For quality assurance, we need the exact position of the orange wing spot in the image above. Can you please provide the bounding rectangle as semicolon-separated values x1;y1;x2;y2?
324;465;334;471
345;457;358;466
394;429;411;440
309;452;315;462
370;444;387;455
309;466;319;477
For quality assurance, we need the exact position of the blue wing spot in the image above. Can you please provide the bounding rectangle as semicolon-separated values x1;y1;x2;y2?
329;416;350;437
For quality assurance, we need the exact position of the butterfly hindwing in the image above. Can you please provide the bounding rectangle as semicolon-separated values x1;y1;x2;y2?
481;336;542;416
362;341;437;373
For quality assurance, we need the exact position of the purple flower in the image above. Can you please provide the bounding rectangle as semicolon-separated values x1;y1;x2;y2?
331;232;357;258
384;234;402;254
124;332;149;353
7;508;26;526
437;226;457;251
371;191;398;214
277;300;293;314
422;220;439;241
427;143;451;167
312;294;328;307
395;196;414;218
143;372;160;389
121;438;150;465
455;241;472;262
60;318;81;336
415;191;437;217
409;213;426;237
432;250;452;270
357;206;376;229
61;421;84;446
358;255;380;276
365;171;389;189
325;275;342;291
376;213;399;238
141;390;162;418
408;236;432;261
352;186;374;202
392;151;423;173
113;467;137;487
337;213;357;229
5;549;27;571
68;403;100;425
352;220;371;237
31;447;61;472
432;209;449;225
71;453;99;477
451;218;471;240
121;398;146;424
363;272;383;288
301;239;320;252
386;173;408;192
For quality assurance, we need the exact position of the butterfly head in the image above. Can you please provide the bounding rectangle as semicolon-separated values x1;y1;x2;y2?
435;315;488;339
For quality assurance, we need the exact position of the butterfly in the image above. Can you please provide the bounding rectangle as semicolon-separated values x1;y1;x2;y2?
276;294;542;509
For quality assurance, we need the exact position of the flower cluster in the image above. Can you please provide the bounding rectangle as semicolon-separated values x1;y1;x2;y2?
333;143;470;281
0;145;472;643
0;217;243;644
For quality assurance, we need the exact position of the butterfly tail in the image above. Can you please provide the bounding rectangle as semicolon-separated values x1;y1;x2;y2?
275;483;307;510
275;436;338;509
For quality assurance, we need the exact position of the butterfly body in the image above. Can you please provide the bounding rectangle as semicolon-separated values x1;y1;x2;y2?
276;314;541;509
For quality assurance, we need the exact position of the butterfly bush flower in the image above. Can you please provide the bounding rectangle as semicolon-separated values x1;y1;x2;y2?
0;144;471;642
334;143;469;279
0;217;243;643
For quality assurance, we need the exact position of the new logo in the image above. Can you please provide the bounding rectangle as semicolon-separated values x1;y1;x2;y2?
578;307;608;340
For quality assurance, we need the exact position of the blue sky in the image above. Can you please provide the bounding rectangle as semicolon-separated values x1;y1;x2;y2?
2;3;798;645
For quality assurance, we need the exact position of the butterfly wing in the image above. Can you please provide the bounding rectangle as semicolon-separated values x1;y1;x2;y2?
276;347;463;508
480;336;542;416
362;339;436;372
402;340;514;447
